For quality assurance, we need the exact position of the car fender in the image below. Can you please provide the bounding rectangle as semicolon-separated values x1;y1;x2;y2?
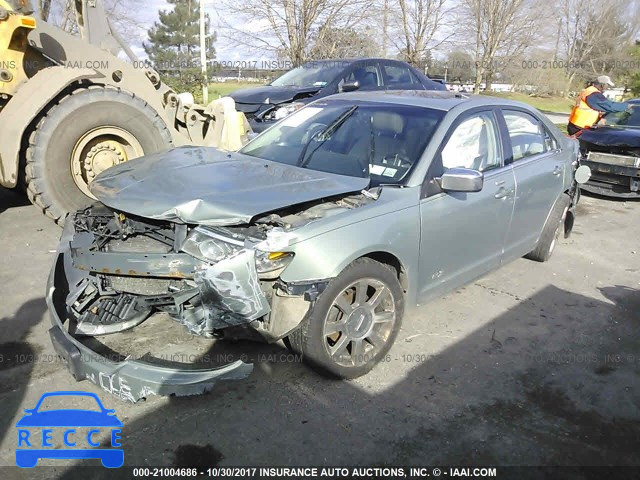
280;206;421;305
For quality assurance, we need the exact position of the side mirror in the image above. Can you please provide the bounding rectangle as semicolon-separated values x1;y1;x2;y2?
340;81;360;93
440;168;484;192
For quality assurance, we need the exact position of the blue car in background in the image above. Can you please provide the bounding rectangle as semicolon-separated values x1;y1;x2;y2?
15;391;123;468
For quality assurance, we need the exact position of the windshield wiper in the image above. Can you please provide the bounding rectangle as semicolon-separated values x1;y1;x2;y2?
297;106;359;167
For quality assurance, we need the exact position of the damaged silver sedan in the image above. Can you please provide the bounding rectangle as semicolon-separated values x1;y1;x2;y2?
47;91;583;401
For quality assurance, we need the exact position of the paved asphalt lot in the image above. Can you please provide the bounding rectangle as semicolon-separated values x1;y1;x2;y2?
0;185;639;479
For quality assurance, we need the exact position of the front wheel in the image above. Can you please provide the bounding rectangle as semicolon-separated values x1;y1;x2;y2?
287;258;404;379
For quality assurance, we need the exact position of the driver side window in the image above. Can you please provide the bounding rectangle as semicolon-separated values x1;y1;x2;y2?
441;112;501;172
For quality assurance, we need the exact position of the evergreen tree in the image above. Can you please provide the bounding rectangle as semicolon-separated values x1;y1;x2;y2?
144;0;216;95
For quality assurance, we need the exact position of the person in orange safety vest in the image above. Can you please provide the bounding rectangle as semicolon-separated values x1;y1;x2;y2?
567;75;631;136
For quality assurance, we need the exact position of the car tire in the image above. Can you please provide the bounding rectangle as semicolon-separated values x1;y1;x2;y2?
25;86;172;225
526;193;571;263
287;258;404;379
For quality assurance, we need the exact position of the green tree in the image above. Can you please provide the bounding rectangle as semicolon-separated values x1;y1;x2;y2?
629;73;640;97
446;51;475;83
620;42;640;97
144;0;216;95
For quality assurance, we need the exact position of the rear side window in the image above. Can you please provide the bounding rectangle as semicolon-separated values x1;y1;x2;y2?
383;64;419;86
503;110;546;161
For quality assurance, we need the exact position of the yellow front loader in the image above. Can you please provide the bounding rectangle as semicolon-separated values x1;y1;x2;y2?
0;0;250;224
0;0;37;104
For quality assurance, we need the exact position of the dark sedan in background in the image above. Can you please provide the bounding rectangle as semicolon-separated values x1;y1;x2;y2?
230;58;446;132
579;100;640;198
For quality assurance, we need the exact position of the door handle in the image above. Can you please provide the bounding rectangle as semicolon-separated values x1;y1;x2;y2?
495;187;508;199
552;166;562;176
495;187;515;199
495;180;506;186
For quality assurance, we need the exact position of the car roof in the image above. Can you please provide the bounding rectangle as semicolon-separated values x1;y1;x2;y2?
303;58;410;64
321;90;539;113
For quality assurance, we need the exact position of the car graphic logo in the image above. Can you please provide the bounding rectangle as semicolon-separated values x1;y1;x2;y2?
15;391;123;468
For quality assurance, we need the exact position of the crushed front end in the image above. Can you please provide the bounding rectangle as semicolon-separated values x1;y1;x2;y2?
46;203;316;401
578;126;640;198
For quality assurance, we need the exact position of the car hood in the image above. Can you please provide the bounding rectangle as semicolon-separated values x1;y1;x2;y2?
90;147;370;226
229;85;322;105
580;126;640;148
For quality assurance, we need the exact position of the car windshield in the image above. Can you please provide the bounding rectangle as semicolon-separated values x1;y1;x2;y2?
270;62;348;88
603;103;640;127
239;102;444;186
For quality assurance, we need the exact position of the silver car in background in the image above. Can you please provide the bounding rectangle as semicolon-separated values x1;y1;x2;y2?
47;91;582;401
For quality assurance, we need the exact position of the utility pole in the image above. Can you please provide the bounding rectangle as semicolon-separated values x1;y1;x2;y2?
382;0;388;58
553;18;562;63
200;0;208;104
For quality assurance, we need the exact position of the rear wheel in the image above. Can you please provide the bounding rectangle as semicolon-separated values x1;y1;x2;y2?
25;86;172;224
287;258;404;379
526;193;571;262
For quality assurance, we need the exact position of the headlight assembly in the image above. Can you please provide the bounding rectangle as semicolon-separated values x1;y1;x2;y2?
271;102;305;121
181;227;243;263
255;250;294;278
181;228;294;279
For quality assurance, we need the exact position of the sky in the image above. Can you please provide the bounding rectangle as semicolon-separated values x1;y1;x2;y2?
130;0;267;63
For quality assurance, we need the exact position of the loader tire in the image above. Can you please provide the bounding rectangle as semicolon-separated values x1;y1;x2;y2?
25;86;172;225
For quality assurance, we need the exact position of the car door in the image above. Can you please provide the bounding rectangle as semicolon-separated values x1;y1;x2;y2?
498;109;565;261
418;109;516;300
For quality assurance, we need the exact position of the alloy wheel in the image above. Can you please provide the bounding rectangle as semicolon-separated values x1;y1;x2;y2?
322;278;396;368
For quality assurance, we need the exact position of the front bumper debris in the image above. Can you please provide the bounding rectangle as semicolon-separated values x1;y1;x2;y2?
47;254;253;403
46;205;324;400
61;206;273;337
